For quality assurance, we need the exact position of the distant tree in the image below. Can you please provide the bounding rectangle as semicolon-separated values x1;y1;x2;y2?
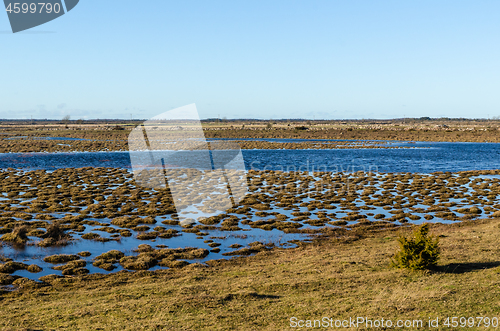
62;115;71;124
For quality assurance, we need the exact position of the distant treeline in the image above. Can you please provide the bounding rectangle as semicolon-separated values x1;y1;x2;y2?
0;119;144;125
203;117;497;123
0;117;498;124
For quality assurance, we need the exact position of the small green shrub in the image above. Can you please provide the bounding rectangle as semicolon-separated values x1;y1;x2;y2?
392;223;440;270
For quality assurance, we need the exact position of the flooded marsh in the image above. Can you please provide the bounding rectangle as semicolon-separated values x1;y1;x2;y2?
1;165;500;285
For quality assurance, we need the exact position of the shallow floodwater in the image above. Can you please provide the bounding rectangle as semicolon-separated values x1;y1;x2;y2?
1;140;500;281
3;225;307;279
0;140;499;173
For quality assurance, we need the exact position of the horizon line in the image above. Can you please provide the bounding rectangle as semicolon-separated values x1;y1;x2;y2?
0;117;498;122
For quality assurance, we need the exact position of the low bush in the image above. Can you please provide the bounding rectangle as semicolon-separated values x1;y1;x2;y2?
392;223;440;270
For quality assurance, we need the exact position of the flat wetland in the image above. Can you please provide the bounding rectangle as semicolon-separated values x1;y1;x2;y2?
2;118;500;153
1;119;500;329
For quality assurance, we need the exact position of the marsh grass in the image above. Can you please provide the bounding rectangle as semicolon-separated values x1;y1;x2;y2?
0;225;29;246
2;119;500;153
1;219;500;330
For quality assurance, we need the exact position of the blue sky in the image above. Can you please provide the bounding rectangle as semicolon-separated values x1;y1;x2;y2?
1;1;500;120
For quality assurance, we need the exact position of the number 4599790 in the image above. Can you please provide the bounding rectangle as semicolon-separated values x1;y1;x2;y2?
443;317;499;328
5;2;62;14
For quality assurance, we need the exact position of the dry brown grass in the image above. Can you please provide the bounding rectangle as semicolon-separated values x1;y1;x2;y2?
2;119;500;153
1;219;500;330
